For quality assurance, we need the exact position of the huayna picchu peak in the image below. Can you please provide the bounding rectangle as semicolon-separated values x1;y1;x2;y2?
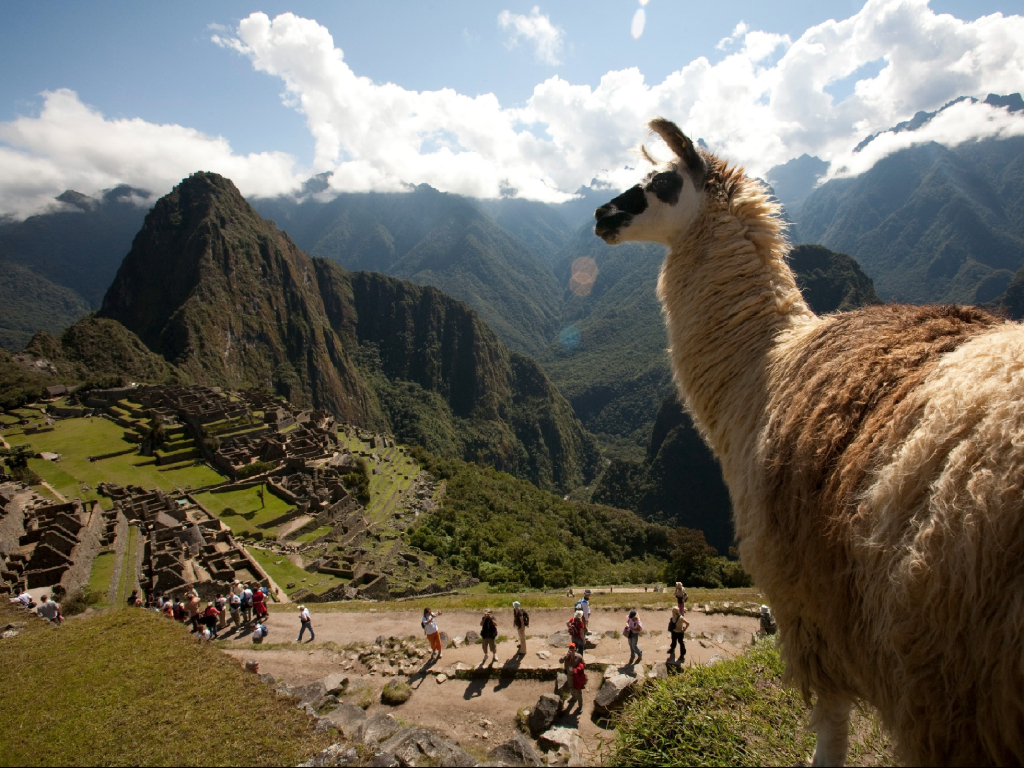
97;172;598;492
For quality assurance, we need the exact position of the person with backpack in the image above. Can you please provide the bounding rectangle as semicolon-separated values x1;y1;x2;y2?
512;601;529;657
297;604;315;642
568;657;588;713
252;620;269;644
422;607;444;658
625;609;643;664
202;601;221;638
568;610;586;656
576;590;592;634
480;608;499;664
228;591;241;629
668;606;688;660
240;584;253;624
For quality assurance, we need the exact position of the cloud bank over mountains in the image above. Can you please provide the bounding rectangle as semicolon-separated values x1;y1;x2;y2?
2;0;1024;219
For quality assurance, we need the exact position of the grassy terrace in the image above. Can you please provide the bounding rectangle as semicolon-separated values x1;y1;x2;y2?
0;604;331;766
86;551;117;606
2;416;223;506
193;485;293;537
248;547;345;596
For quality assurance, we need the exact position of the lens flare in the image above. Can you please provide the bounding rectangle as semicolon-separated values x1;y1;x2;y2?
570;256;599;297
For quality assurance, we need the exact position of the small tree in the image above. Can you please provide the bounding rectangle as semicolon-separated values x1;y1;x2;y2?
256;485;265;509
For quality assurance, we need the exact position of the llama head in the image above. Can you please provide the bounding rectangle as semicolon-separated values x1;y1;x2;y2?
594;118;709;246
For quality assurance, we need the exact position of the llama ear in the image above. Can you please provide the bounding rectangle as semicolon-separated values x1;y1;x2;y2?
648;118;703;174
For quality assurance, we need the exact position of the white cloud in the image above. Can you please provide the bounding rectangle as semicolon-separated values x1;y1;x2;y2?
0;88;301;219
497;7;565;66
631;10;646;40
2;0;1024;219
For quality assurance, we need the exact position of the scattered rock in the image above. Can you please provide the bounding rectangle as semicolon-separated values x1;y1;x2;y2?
321;673;349;695
536;650;551;660
366;751;400;767
555;672;568;694
538;728;581;757
647;663;669;681
375;634;386;646
603;630;617;639
436;673;448;684
715;633;725;644
452;635;464;648
488;733;544;766
528;693;561;737
362;712;403;745
258;672;275;685
593;672;642;716
379;728;478;767
298;743;360;767
314;718;337;734
321;703;367;740
440;631;451;648
285;679;328;705
584;635;601;649
547;631;571;648
465;630;480;644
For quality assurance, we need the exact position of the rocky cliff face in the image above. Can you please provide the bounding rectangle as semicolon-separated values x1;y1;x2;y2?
99;172;377;425
99;172;598;492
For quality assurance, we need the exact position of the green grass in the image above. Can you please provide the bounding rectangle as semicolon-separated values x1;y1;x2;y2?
115;526;140;606
612;637;892;767
294;525;333;543
194;486;293;537
2;417;223;495
248;547;346;597
0;604;332;766
87;552;117;605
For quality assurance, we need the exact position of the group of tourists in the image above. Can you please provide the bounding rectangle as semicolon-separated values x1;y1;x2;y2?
8;590;63;623
141;579;271;642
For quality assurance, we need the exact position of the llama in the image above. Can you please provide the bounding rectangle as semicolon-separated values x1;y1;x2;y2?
595;118;1024;766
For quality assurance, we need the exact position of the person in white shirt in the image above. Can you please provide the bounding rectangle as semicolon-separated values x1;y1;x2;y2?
297;605;315;642
252;621;268;643
422;607;443;658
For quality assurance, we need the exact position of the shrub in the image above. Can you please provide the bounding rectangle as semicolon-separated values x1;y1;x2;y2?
237;461;275;479
380;681;411;706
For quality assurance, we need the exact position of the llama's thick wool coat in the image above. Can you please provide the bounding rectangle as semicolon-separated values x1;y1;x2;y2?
656;159;1024;765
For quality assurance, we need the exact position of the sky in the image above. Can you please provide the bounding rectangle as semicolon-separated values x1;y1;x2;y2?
1;0;1023;219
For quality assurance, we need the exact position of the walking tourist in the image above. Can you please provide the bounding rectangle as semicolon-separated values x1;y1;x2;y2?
512;601;529;657
668;606;688;660
202;601;220;638
186;592;202;631
560;642;582;677
576;590;592;634
252;586;267;622
215;593;228;630
480;608;499;664
626;609;644;664
421;607;443;658
297;605;315;642
240;583;253;624
568;610;586;656
675;582;688;612
759;605;777;636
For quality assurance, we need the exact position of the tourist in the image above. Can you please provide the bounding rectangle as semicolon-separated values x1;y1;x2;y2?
568;656;587;713
626;610;643;664
560;642;582;678
215;593;228;630
172;598;187;622
567;610;586;657
231;579;243;599
668;606;688;660
675;582;688;613
161;599;174;619
297;605;315;642
127;589;141;607
566;587;574;598
202;602;221;638
187;591;202;631
10;591;35;609
480;608;499;664
36;594;62;624
759;605;777;636
421;607;443;659
252;587;268;622
576;590;592;634
512;601;529;657
252;620;269;643
240;583;253;624
228;591;241;629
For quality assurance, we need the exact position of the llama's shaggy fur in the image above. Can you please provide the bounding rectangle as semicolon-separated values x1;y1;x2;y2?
595;118;1024;766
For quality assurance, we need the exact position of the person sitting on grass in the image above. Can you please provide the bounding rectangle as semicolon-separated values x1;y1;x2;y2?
36;594;62;624
11;591;35;609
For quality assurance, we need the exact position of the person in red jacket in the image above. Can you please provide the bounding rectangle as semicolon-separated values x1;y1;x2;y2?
252;587;267;622
202;602;221;638
568;659;587;712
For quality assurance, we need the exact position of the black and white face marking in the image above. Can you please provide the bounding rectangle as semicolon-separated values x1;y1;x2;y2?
594;168;686;243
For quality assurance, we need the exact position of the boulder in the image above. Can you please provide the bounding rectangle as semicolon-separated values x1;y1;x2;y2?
452;635;464;648
367;752;400;768
285;679;328;704
298;743;361;767
647;663;669;681
555;672;568;694
602;630;617;639
593;673;642;716
528;693;561;737
538;728;580;755
321;703;367;740
362;712;402;745
487;733;544;766
321;673;349;695
547;631;571;648
379;728;478;767
439;631;451;648
465;630;481;644
258;673;275;685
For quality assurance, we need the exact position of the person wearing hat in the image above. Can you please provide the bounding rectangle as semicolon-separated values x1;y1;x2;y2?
297;604;314;642
559;641;583;687
567;609;586;657
480;608;499;664
574;590;592;635
668;606;688;660
759;605;777;636
512;601;529;657
626;609;644;664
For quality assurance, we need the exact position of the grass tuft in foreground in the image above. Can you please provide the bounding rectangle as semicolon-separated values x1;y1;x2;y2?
0;604;333;767
613;637;893;767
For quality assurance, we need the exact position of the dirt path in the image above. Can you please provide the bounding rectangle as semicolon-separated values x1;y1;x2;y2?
221;606;758;760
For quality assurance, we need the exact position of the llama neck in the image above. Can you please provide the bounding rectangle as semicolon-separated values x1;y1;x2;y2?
657;193;816;471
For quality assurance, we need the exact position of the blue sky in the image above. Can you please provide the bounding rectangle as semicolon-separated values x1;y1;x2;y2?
1;0;1023;217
